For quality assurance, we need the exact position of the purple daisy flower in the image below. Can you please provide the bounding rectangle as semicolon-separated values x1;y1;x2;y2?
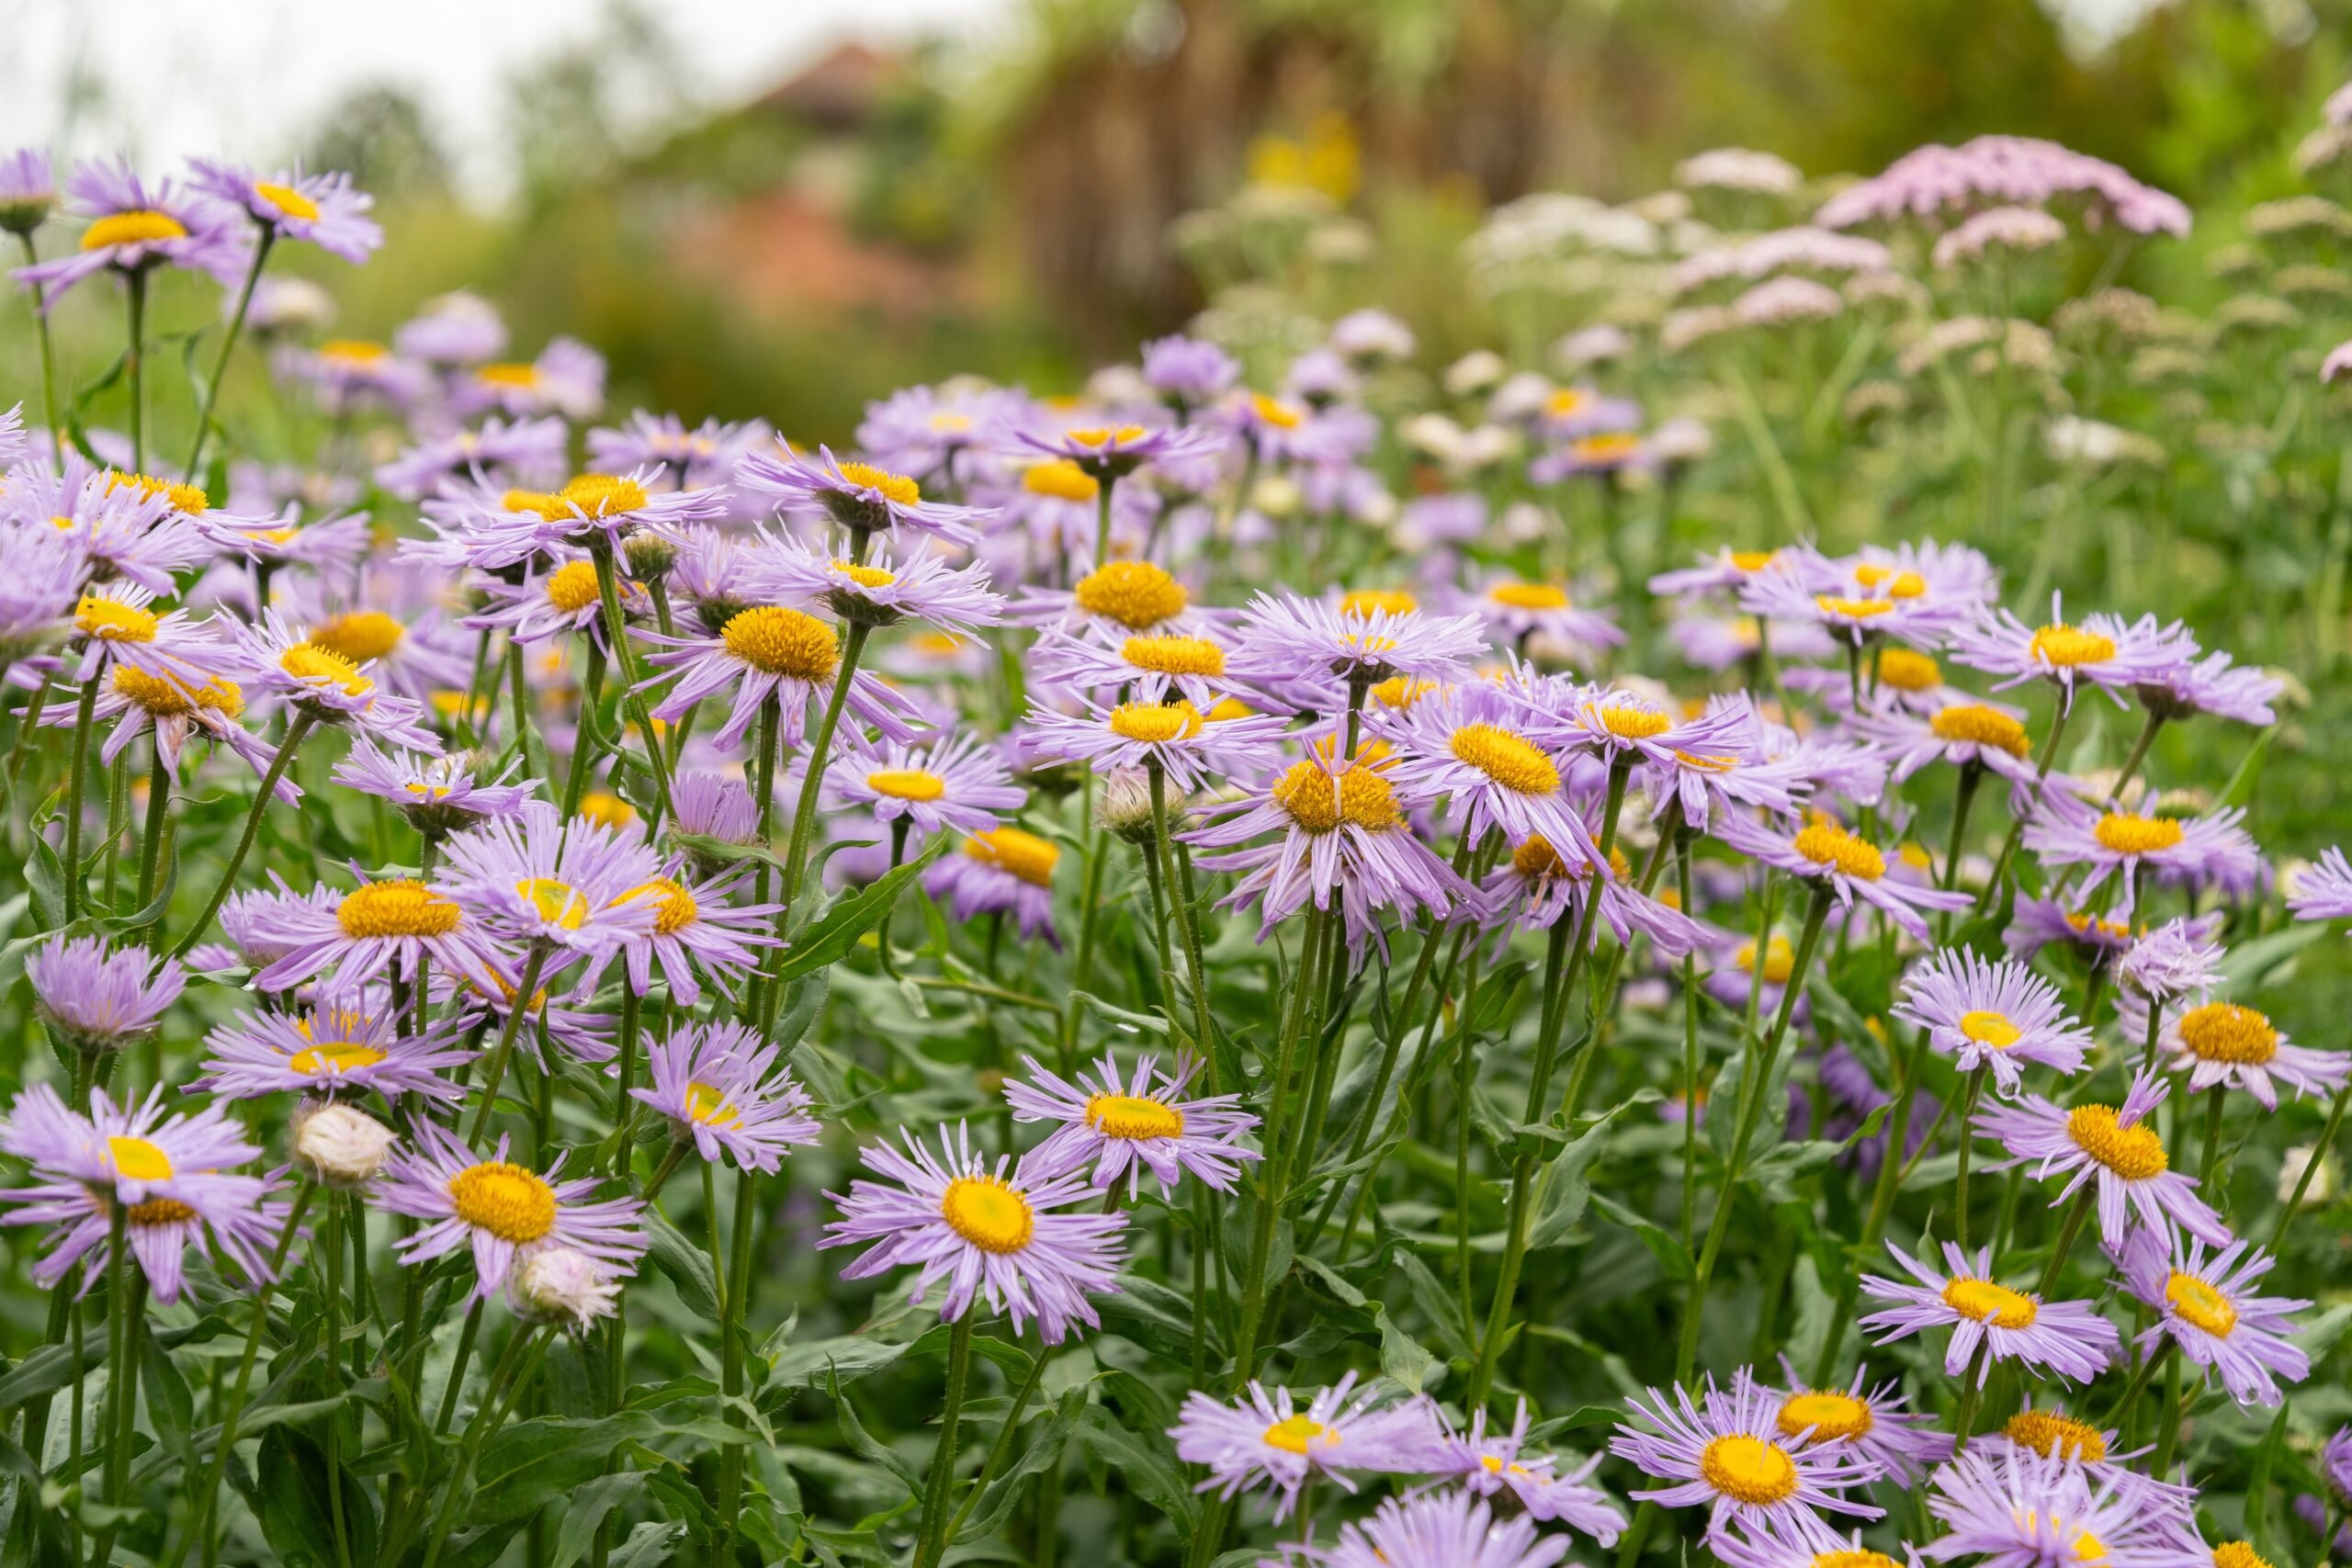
1023;694;1289;793
27;935;184;1055
249;871;508;998
394;290;506;367
1988;1400;2183;1504
1478;833;1710;954
820;1122;1127;1344
1428;1400;1627;1540
1736;559;1968;652
453;337;605;421
0;1085;284;1303
1611;1371;1883;1550
1451;574;1624;657
670;769;760;849
12;158;246;309
195;505;368;575
1016;419;1226;484
379;1122;645;1301
438;961;614;1066
2119;1227;2309;1407
2288;847;2352;924
855;384;1027;479
1949;595;2196;712
1892;949;2092;1093
741;443;989;546
606;860;778;1006
1642;698;1815;830
629;1021;820;1173
1980;1070;2229;1247
1320;1490;1571;1568
1003;1052;1261;1198
43;652;280;795
2004;897;2143;964
193;1000;476;1104
6;461;206;594
437;799;662;968
2112;918;2228;1008
1712;1529;1919;1568
281;338;430;415
1763;1361;1950;1485
927;827;1061;946
0;149;57;235
1169;1371;1441;1519
225;609;438;748
645;603;921;754
2116;990;2346;1111
831;730;1025;840
1919;1445;2203;1568
748;530;1002;634
1030;625;1238;709
334;741;537;837
2134;648;2282;727
589;411;769;492
465;548;650;654
186;160;382;261
1860;697;2042;795
1860;1241;2120;1384
1006;558;1218;641
1372;682;1598;853
1714;812;1972;942
462;469;734;563
0;519;80;659
2022;797;2260;916
1231;590;1487;705
375;416;569;502
68;581;221;690
1141;336;1240;410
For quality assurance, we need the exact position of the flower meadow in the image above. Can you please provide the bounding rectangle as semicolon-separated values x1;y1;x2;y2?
3;100;2352;1568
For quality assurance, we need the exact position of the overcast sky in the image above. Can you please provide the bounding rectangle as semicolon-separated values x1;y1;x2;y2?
0;0;1010;200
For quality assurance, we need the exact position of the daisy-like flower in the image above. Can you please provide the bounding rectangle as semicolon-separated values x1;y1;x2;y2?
282;338;431;414
1320;1491;1571;1568
2119;1227;2309;1407
1187;746;1463;951
1170;1372;1441;1519
0;1085;283;1302
605;860;777;1006
227;610;438;748
1611;1371;1883;1550
1429;1401;1627;1540
1862;697;2041;793
195;504;368;576
0;151;55;236
454;337;605;421
820;1123;1127;1344
2021;796;2260;915
193;1001;477;1103
1737;564;1965;652
1374;682;1597;852
1651;547;1813;601
466;549;650;653
9;464;206;594
1988;1401;2167;1491
1023;694;1289;792
441;961;615;1066
468;468;731;558
1920;1445;2203;1568
12;158;246;309
68;581;221;689
1950;595;2196;711
1761;1363;1950;1485
1712;1530;1916;1568
379;1123;645;1300
1979;1071;2230;1247
1003;1053;1261;1198
1860;1242;2120;1386
46;656;280;792
645;603;921;754
2287;846;2352;924
0;521;81;662
1008;558;1218;641
1892;950;2093;1093
249;870;508;997
741;443;988;546
1641;697;1812;829
437;800;662;967
375;416;569;501
1030;626;1238;709
27;935;184;1055
2005;898;2143;965
927;828;1061;946
749;531;1002;633
1455;575;1625;655
629;1021;820;1172
1478;833;1709;954
2117;989;2346;1109
1232;590;1488;705
187;160;381;261
589;411;768;491
334;742;537;837
395;289;505;366
1554;685;1752;777
831;731;1025;841
2133;648;2283;728
1016;419;1225;485
1715;812;1972;942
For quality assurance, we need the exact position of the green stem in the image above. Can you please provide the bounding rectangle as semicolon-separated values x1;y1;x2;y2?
16;234;62;462
466;942;552;1144
134;731;172;925
169;709;315;958
716;1165;762;1562
559;637;608;820
1938;763;1984;942
2109;709;2165;806
433;1300;485;1437
1148;759;1216;1057
2034;1183;2098;1296
125;269;147;475
1229;904;1332;1385
778;621;873;911
913;1314;978;1568
2272;1076;2352;1251
584;537;672;832
418;1326;548;1568
186;230;274;477
2101;1337;2176;1428
1953;1066;1988;1252
61;679;99;921
943;1345;1050;1543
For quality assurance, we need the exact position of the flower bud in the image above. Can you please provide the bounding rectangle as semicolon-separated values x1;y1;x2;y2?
293;1102;397;1188
622;532;677;582
508;1247;622;1332
1095;766;1160;847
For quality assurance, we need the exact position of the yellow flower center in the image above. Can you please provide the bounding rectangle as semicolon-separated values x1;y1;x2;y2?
1815;594;1895;619
1488;581;1571;610
1815;1552;1903;1568
337;880;462;939
2004;1410;2108;1461
2177;1002;2278;1065
1698;1435;1800;1506
836;462;920;506
447;1161;558;1243
289;1043;389;1076
1023;459;1100;502
516;877;590;931
279;642;374;697
685;1081;741;1129
1594;704;1673;740
1206;696;1257;721
543;561;604;614
1546;389;1589;417
939;1174;1035;1253
1106;700;1204;744
1876;648;1943;691
2092;813;2185;856
1853;564;1928;599
2030;624;2118;667
2065;1104;2169;1179
2165;1271;2238;1337
106;470;209;514
478;362;540;389
614;877;698;936
107;1135;175;1182
1369;676;1435;709
309;610;405;665
1271;761;1401;834
1792;821;1885;881
722;606;839;680
1067;424;1146;447
1737;935;1796;985
128;1198;198;1226
516;473;649;524
1730;550;1779;572
1251;394;1303;430
1571;433;1644;464
1340;588;1418;617
1942;1277;2040;1328
76;594;159;643
83;210;188;251
1931;705;2031;757
867;768;947;802
2213;1544;2274;1568
1448;724;1560;795
323;340;390;367
1777;1391;1874;1443
1960;1010;2024;1048
1084;1093;1186;1141
1119;635;1225;677
1073;562;1188;629
1261;1414;1333;1455
966;828;1058;886
579;792;637;831
832;560;897;590
111;666;243;717
1512;835;1571;879
254;180;319;220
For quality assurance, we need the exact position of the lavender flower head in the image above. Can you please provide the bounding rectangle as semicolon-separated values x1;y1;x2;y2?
630;1021;820;1172
186;160;382;261
13;158;248;310
1860;1241;2119;1384
1978;1070;2232;1248
1002;1052;1261;1198
1429;1399;1627;1540
28;935;184;1054
1169;1372;1441;1519
1611;1370;1883;1550
1319;1491;1570;1568
2120;1226;2309;1408
379;1122;645;1300
1891;949;2092;1093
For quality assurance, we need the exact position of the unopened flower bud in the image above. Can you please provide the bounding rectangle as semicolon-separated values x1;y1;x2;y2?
293;1102;397;1188
1096;767;1160;847
622;532;677;582
508;1247;622;1332
2279;1145;2336;1209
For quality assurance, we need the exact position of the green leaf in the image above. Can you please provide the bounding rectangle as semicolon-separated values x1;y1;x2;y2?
467;1414;662;1529
825;1366;922;1496
2219;922;2327;994
253;1427;376;1568
27;832;64;931
640;1209;722;1320
768;1325;940;1393
1528;1095;1656;1251
1589;1191;1693;1280
609;1519;687;1567
771;842;944;984
1071;1407;1195;1529
548;1471;648;1568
